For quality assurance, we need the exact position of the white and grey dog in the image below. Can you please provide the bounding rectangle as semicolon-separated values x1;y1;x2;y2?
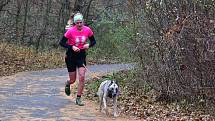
96;80;119;117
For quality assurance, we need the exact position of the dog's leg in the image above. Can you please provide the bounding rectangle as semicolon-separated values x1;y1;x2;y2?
99;94;103;112
113;97;118;117
103;94;108;115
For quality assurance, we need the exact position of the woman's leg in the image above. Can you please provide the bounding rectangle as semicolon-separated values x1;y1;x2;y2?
65;54;76;84
68;71;76;84
77;67;86;96
75;51;86;106
65;55;77;96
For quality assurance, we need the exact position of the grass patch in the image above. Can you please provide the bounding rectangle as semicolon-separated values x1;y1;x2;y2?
0;42;65;77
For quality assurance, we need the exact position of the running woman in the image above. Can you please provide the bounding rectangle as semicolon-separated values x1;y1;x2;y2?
59;12;96;106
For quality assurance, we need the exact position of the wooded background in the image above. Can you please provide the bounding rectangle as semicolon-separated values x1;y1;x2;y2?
1;0;215;113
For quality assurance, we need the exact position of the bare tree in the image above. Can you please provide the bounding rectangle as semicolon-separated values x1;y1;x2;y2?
15;0;22;40
0;0;10;12
73;0;84;12
35;0;52;52
20;0;29;44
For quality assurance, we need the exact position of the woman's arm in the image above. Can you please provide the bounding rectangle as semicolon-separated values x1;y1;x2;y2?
88;35;96;47
59;36;73;49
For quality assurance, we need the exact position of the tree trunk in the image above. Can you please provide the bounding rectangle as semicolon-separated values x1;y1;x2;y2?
21;0;29;43
73;0;84;12
36;0;51;53
15;0;22;41
84;0;93;25
0;0;10;12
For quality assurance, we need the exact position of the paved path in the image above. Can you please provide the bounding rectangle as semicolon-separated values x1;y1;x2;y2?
0;64;134;121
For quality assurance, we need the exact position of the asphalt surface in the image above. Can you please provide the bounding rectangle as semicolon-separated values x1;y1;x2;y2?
0;64;134;121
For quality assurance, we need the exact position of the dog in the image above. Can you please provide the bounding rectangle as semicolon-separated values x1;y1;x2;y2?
96;80;119;117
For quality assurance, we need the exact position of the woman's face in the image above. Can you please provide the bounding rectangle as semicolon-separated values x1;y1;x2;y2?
75;20;83;30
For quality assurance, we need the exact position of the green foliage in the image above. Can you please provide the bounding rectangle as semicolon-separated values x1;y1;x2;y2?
86;70;154;94
143;83;153;93
86;79;103;92
88;15;135;63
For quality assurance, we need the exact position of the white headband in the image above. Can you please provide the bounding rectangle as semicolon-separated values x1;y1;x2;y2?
73;13;83;23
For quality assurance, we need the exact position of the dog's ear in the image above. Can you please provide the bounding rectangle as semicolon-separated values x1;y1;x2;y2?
115;80;119;85
110;80;113;85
